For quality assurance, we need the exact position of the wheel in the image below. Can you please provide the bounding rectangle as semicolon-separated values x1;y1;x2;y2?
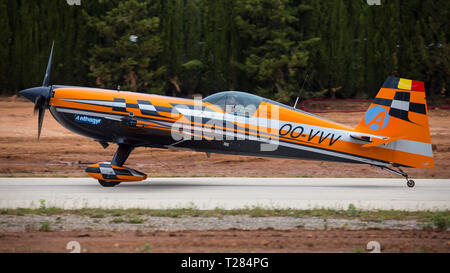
98;180;121;187
407;179;415;188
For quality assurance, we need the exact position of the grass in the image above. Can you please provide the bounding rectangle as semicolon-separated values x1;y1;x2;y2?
126;218;145;224
346;204;360;217
90;212;106;218
0;205;449;225
111;218;125;223
141;243;152;253
431;212;449;230
352;248;365;253
416;247;428;253
39;220;51;232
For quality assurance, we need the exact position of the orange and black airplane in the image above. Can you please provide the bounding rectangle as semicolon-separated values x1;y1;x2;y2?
20;43;433;187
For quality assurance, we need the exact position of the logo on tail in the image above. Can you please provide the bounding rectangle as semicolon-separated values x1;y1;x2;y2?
364;106;389;131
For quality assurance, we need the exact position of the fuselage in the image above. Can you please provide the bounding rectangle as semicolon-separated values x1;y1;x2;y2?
47;85;432;168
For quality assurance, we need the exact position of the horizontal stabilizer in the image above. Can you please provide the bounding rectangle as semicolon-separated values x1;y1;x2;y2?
362;136;402;148
351;134;398;148
350;134;374;143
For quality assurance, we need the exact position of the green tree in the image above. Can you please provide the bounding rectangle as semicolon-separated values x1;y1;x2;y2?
312;0;354;98
180;0;204;97
201;0;238;93
234;0;319;103
0;1;11;93
161;0;184;96
86;0;165;93
413;0;449;100
1;0;448;100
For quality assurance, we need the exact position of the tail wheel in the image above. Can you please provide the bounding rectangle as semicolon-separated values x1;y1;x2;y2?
98;180;121;187
407;180;415;188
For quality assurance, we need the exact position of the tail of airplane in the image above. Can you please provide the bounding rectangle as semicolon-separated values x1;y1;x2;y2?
354;76;434;169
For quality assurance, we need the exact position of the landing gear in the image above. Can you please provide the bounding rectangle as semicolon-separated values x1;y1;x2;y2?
376;165;415;188
97;143;134;187
111;143;134;166
98;180;121;187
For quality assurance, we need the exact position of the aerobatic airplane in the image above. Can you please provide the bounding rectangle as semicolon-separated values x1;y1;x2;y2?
20;43;433;187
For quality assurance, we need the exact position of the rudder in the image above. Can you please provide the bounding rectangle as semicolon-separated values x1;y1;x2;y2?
354;76;434;168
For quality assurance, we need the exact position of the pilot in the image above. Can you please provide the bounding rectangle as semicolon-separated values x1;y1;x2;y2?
227;95;239;105
226;95;245;115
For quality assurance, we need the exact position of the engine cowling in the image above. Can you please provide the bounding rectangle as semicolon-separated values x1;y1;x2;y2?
85;162;147;182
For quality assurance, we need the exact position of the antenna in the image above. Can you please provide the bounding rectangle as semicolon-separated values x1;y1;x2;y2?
293;72;309;109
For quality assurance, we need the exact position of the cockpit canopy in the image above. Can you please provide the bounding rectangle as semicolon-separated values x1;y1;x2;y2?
203;91;263;117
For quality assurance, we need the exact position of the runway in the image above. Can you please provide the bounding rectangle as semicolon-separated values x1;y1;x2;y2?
0;177;448;211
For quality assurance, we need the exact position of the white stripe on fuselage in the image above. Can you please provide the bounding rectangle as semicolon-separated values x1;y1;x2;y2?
182;123;389;166
139;104;157;112
60;99;118;108
175;107;433;158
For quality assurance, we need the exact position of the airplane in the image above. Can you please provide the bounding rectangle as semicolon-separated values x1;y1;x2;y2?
19;43;433;187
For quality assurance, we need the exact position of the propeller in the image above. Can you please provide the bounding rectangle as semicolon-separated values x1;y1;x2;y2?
20;41;54;140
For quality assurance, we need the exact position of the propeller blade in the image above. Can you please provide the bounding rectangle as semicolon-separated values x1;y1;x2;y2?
33;103;39;116
33;96;43;114
33;95;45;140
37;106;45;140
42;41;54;87
21;41;55;140
33;95;45;112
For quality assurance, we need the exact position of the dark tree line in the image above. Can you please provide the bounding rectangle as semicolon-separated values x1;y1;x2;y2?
1;0;448;104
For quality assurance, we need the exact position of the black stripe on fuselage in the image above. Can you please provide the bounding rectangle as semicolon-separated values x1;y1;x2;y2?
126;103;139;109
154;106;175;113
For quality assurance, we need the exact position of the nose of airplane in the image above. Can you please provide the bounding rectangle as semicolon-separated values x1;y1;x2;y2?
19;86;51;103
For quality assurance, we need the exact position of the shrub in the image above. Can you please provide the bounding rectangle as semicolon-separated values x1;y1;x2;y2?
432;212;449;230
347;204;360;217
39;221;51;232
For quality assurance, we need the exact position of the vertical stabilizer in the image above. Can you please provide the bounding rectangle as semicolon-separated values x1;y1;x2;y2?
354;77;433;168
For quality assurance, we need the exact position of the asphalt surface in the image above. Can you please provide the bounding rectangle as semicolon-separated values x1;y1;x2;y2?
0;177;448;211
